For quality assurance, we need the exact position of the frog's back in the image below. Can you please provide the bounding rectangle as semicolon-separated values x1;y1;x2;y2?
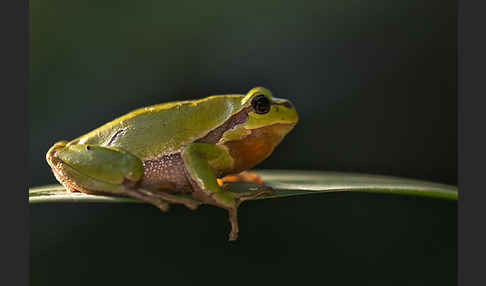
73;95;244;159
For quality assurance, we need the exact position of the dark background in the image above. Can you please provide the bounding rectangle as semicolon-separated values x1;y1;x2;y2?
29;0;457;285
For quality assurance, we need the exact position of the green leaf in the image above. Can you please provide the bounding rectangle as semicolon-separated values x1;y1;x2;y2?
29;170;457;203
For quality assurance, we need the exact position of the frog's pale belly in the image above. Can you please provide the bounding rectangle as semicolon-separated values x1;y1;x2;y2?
140;153;192;193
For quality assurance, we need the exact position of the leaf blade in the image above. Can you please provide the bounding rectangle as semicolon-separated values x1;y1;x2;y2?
29;170;457;203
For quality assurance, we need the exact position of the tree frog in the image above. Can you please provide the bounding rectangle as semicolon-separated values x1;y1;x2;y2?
46;87;298;240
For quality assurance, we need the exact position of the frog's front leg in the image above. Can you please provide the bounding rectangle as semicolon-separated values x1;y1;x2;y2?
46;141;173;211
181;143;273;241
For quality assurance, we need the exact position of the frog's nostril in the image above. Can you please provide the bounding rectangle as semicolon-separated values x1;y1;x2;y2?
86;145;91;151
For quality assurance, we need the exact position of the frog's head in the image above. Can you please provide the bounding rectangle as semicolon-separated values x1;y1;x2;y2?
220;87;299;172
240;87;299;130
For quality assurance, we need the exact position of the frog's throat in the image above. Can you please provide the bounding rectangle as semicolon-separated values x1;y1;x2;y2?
219;122;296;174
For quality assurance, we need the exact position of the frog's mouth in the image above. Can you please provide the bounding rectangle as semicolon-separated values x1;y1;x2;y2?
246;122;297;137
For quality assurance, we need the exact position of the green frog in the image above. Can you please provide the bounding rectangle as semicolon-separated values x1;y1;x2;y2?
46;87;298;240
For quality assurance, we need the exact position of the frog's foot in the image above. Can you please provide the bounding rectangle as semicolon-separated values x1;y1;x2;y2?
65;187;80;193
205;187;273;241
225;187;274;241
138;189;201;211
227;207;239;241
217;171;264;186
64;184;173;213
121;188;171;212
234;186;275;205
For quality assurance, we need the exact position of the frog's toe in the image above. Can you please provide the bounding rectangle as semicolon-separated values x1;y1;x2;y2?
154;201;170;212
139;189;202;211
227;207;239;241
219;171;264;185
121;188;171;212
229;231;238;241
235;186;275;204
147;199;171;212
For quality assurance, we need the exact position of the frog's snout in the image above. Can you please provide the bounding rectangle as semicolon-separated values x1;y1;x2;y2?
279;99;299;126
288;101;299;123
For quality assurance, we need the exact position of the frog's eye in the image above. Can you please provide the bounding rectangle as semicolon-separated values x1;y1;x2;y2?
251;94;271;114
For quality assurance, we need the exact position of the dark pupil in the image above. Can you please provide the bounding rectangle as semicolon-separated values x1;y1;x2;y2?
252;95;271;114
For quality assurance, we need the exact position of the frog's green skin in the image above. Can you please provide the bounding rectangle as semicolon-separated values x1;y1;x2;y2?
46;87;298;241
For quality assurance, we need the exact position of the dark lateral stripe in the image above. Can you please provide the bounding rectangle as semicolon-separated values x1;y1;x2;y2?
197;101;291;144
196;107;250;144
106;129;125;146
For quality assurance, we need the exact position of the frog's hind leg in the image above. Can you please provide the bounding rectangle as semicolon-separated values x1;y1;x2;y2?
46;141;170;211
51;157;171;211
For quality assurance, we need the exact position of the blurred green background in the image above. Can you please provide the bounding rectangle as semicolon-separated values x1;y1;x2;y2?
29;0;456;187
30;0;456;285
